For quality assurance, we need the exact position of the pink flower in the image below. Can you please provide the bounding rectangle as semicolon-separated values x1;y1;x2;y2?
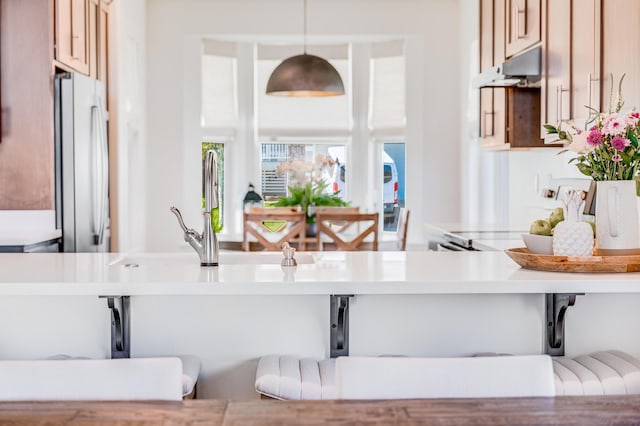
603;113;627;135
567;131;593;154
627;111;640;127
610;136;630;151
587;128;604;146
612;153;623;162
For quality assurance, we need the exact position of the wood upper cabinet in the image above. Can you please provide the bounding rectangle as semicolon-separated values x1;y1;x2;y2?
98;1;109;83
572;0;601;124
601;0;640;114
541;0;571;136
480;0;508;149
506;0;541;58
56;0;109;80
55;0;90;74
88;0;108;83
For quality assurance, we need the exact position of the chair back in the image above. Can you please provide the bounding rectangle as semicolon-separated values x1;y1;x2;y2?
335;355;555;399
314;206;359;214
316;212;379;251
0;357;183;401
243;208;307;251
396;208;410;251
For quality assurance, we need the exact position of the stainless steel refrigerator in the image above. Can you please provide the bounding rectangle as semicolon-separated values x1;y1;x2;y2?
54;72;110;252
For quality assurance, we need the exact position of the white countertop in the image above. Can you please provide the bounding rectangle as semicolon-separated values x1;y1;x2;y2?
0;210;60;246
0;251;639;296
0;229;62;247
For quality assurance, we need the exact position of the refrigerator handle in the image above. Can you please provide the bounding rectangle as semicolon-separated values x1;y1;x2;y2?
97;98;109;246
91;102;108;247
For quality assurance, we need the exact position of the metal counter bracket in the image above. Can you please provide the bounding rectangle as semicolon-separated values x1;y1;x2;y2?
545;293;582;356
330;295;353;358
100;296;130;359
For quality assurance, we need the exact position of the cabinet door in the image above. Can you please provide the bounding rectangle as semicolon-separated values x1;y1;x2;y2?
506;0;541;57
88;0;98;80
541;0;570;135
55;0;89;74
480;0;508;149
98;1;109;83
572;0;601;124
480;0;494;73
87;0;108;83
601;0;640;114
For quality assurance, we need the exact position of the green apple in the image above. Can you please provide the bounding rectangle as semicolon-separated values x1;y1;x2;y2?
585;220;596;237
548;207;564;229
530;219;553;236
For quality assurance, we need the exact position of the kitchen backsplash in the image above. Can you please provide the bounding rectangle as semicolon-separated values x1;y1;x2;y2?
507;149;589;229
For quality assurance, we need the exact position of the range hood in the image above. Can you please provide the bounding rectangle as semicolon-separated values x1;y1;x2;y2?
473;46;541;88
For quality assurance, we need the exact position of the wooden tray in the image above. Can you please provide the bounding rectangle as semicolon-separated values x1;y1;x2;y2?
505;247;640;273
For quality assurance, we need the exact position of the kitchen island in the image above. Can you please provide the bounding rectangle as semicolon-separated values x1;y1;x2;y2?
1;250;640;398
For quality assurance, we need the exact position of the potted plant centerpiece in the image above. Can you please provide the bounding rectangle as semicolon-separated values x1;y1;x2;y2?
545;75;640;254
272;154;349;236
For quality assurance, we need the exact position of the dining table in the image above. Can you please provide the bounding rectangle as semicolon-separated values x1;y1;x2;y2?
2;396;640;425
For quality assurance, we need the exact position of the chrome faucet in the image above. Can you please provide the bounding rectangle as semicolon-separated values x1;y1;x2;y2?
170;149;220;266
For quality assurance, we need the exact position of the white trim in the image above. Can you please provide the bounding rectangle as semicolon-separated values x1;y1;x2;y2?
258;128;351;139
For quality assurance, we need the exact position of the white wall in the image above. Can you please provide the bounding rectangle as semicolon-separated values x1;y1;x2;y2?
112;0;147;252
145;0;461;251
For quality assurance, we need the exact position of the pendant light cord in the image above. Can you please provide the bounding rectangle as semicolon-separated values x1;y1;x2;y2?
303;0;307;54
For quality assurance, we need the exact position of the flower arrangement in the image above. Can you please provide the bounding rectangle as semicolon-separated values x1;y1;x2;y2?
545;75;640;181
272;154;348;223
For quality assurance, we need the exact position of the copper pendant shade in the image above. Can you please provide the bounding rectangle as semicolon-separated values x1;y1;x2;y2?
266;53;345;97
265;0;345;97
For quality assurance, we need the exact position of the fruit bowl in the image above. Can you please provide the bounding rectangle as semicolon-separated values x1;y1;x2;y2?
521;234;553;255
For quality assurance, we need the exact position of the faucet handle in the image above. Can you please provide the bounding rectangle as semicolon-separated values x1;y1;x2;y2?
281;242;297;267
170;206;191;234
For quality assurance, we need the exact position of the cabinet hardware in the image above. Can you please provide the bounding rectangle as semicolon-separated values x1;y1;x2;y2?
482;110;495;137
556;85;570;123
587;73;599;120
516;7;527;39
71;35;79;59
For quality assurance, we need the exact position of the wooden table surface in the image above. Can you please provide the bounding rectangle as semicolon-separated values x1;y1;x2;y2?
1;396;640;425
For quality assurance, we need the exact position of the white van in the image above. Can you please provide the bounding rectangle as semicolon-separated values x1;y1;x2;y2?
329;149;399;224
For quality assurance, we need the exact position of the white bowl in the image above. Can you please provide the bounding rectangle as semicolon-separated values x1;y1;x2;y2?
521;234;553;255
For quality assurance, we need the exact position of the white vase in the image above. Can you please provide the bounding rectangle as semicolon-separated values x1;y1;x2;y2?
595;180;640;255
553;221;594;256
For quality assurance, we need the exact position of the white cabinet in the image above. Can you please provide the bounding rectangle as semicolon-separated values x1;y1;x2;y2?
572;0;601;124
541;0;570;133
601;0;640;113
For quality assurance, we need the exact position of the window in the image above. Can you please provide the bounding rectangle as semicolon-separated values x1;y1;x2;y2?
260;142;347;202
382;142;406;231
369;41;406;133
370;41;406;231
201;42;238;129
200;40;236;233
202;142;225;231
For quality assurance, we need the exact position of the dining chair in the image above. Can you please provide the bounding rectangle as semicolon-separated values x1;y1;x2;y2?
378;208;410;251
0;357;184;401
243;207;307;251
315;211;379;251
335;355;555;399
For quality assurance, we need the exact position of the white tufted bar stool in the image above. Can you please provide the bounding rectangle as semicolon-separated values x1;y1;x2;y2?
256;350;640;400
46;354;201;399
0;357;184;401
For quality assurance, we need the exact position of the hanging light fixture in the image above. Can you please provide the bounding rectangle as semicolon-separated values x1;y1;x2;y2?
266;0;345;97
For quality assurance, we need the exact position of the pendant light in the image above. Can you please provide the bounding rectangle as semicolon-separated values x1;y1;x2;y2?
266;0;345;97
